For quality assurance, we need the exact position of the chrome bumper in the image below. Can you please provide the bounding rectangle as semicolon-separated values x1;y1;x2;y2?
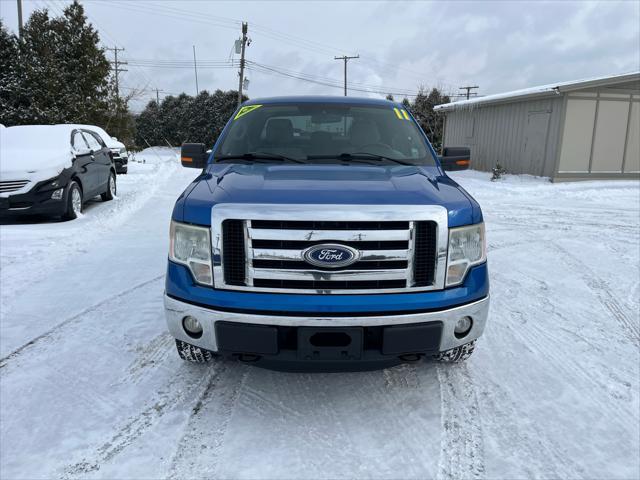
164;295;490;353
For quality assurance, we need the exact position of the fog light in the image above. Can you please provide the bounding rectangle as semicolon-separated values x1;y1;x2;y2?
51;188;64;200
182;316;203;338
454;316;473;338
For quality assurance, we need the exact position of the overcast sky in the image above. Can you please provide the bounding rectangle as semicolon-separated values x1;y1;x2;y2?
2;0;639;111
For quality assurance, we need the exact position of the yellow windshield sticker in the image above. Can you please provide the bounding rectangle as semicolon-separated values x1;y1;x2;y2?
401;109;410;120
393;108;403;120
234;104;262;120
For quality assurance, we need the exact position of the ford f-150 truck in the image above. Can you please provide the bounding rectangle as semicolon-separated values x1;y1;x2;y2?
165;96;488;371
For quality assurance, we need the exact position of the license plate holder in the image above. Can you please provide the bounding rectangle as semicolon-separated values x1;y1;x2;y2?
297;327;363;361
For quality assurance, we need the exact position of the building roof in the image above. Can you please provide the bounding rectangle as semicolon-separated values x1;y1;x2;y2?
434;71;640;112
244;95;395;107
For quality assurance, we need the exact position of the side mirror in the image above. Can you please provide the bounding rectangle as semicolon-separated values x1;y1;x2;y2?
439;146;470;171
181;143;208;169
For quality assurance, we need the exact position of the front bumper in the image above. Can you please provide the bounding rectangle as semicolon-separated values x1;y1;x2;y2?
164;294;489;366
0;188;67;217
113;156;128;173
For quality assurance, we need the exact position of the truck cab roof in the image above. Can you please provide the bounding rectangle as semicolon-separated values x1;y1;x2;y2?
242;95;398;107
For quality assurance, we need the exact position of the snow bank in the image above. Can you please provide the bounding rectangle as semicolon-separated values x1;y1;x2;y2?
133;147;180;165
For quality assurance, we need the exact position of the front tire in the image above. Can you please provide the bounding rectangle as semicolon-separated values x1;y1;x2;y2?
63;181;83;220
175;340;213;363
101;172;116;201
434;340;476;363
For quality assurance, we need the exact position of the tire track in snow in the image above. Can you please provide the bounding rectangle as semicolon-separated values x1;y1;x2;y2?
0;274;164;368
436;363;485;480
382;362;421;389
118;332;175;385
62;364;219;478
167;362;250;479
551;241;639;344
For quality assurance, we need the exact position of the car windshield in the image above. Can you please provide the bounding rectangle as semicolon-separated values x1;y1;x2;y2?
213;103;436;166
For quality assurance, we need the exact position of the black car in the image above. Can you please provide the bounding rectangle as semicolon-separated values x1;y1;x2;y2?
0;125;117;220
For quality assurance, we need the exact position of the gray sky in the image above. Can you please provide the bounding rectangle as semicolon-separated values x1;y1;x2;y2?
2;0;639;111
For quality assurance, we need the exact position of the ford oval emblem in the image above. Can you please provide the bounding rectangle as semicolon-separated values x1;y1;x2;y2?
302;244;360;269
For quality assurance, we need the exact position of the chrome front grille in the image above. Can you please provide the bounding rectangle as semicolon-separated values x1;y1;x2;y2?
211;204;449;294
0;180;29;193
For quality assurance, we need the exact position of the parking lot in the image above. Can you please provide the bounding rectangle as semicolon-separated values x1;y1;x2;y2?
1;153;638;479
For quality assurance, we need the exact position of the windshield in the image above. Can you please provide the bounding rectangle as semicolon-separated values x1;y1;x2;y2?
213;103;436;166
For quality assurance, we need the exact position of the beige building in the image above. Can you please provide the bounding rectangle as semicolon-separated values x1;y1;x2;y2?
435;72;640;181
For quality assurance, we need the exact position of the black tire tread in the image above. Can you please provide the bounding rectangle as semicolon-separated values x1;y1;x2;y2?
101;172;116;201
434;340;476;363
62;181;82;220
175;339;213;363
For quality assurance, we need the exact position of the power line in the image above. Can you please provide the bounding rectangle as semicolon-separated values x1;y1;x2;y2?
90;0;462;97
248;61;435;97
52;0;155;94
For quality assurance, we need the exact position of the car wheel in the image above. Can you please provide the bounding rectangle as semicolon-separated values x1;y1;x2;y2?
63;181;83;220
433;340;476;363
101;171;116;201
175;339;214;363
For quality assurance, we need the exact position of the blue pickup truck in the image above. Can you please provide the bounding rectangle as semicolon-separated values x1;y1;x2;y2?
165;96;488;371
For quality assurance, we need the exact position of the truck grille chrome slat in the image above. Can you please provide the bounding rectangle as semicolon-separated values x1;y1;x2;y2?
248;267;409;282
212;204;449;294
253;279;408;291
251;239;409;250
251;220;410;230
252;248;409;262
247;228;410;242
253;260;408;270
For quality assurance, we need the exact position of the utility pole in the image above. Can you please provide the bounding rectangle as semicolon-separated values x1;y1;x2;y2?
106;47;127;139
155;88;165;104
16;0;23;39
237;22;248;106
192;45;199;95
106;47;128;107
334;55;359;96
459;85;479;100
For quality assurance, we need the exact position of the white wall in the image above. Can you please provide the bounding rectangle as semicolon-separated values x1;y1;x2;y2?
558;92;639;175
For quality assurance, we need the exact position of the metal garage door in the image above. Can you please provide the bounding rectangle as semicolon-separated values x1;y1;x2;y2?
523;111;551;176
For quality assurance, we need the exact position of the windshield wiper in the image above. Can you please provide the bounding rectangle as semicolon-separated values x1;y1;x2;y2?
308;152;412;166
214;152;306;164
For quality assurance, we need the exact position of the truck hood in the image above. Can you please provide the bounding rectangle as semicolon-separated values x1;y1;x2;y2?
176;164;481;227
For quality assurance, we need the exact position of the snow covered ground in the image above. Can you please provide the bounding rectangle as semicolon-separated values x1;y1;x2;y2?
1;160;638;479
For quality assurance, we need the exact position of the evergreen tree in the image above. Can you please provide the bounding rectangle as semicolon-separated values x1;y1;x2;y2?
0;2;111;126
407;88;450;151
134;90;246;148
0;21;21;125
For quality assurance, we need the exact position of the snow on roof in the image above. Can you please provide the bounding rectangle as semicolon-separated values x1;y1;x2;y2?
1;125;77;151
61;124;123;149
1;125;76;178
434;71;640;112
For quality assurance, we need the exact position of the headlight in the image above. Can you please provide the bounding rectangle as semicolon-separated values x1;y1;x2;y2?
169;220;213;285
446;223;486;287
119;148;127;155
